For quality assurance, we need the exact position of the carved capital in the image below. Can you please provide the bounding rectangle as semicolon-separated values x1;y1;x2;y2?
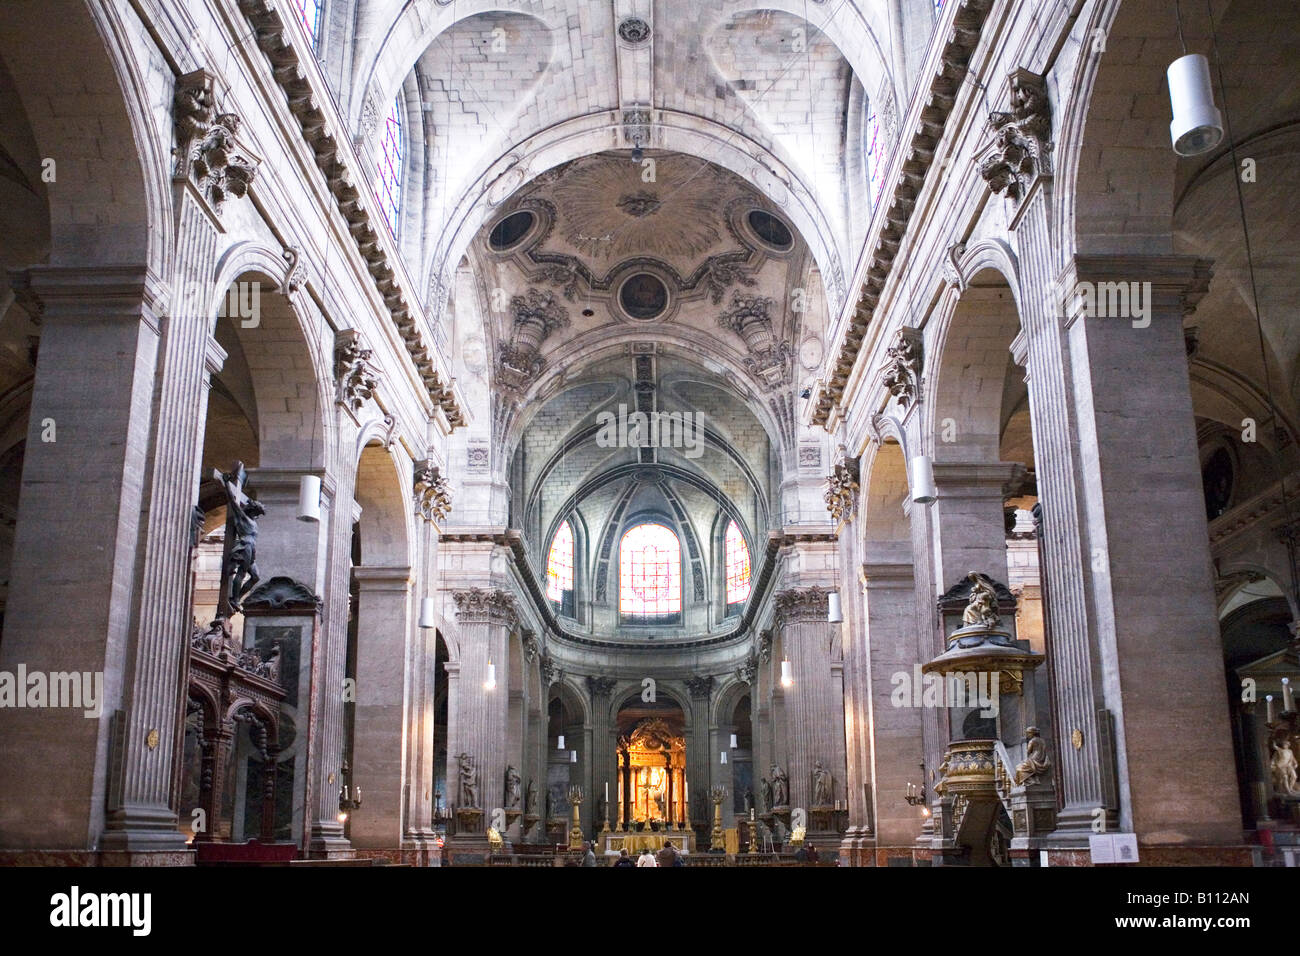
174;70;259;212
335;330;380;413
586;675;618;698
452;588;517;627
773;586;831;627
413;459;452;522
736;656;758;685
684;675;714;699
539;655;560;687
977;68;1052;201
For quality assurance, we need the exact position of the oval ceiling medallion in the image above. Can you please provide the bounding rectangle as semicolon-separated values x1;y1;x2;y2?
747;209;794;250
619;272;669;320
488;210;536;251
618;17;651;43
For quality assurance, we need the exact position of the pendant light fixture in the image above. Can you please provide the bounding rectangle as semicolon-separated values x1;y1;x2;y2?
780;658;793;688
827;591;843;623
418;596;436;629
910;454;937;505
557;734;566;750
484;659;496;690
1166;3;1222;156
297;474;321;522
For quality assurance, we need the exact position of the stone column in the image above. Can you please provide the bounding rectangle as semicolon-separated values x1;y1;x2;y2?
931;462;1021;590
0;266;169;856
773;588;846;817
348;565;411;856
687;676;713;835
861;562;924;857
447;588;516;824
1062;254;1240;846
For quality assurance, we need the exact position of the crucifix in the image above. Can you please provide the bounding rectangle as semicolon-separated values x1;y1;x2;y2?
214;460;265;619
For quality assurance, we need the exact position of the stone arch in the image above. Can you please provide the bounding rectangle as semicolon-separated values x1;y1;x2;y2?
609;684;693;727
353;442;414;568
0;0;169;275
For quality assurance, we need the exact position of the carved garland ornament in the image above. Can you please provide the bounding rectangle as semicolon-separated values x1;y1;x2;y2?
978;69;1052;201
335;330;380;412
174;70;259;212
824;452;860;523
497;288;570;393
413;459;452;521
718;291;791;391
881;327;923;409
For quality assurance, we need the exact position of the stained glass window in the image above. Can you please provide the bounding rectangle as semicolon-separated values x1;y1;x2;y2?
865;108;886;204
935;0;946;14
725;520;751;604
619;523;681;617
290;0;323;44
377;95;404;233
546;521;574;602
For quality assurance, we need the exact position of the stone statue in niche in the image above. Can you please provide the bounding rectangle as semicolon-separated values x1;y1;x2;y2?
1013;727;1052;786
505;764;521;808
812;761;832;807
770;764;789;808
457;752;479;808
1271;738;1299;795
525;779;538;815
961;571;1002;630
760;777;772;813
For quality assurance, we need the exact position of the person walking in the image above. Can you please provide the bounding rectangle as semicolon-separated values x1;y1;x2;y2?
636;847;658;867
581;841;597;867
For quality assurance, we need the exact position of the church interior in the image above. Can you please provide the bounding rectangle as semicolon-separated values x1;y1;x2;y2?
0;0;1297;872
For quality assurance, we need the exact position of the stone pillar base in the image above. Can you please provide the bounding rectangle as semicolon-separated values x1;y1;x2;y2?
100;849;196;867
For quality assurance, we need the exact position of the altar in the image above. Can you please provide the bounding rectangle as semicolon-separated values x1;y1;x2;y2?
603;829;694;855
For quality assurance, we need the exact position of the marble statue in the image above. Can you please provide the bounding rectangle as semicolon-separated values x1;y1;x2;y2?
760;777;772;813
1271;739;1299;795
457;751;479;808
962;571;1001;628
812;760;832;806
771;764;789;807
525;779;538;815
1013;726;1052;786
505;764;521;808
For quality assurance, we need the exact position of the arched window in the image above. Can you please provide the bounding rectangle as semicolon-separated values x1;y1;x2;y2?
864;105;885;204
546;521;574;614
377;95;404;233
619;523;681;618
725;520;751;605
290;0;324;45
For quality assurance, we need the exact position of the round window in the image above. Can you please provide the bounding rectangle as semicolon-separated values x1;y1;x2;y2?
488;210;536;251
619;273;669;320
747;209;793;250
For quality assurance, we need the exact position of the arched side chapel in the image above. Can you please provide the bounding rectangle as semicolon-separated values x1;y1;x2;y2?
0;0;1291;868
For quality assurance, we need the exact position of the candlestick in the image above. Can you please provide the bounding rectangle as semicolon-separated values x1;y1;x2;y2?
1267;694;1276;724
1284;678;1295;713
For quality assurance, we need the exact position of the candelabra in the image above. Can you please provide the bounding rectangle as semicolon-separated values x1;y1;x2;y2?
567;785;584;850
748;808;759;854
708;785;727;852
338;761;362;816
904;762;926;806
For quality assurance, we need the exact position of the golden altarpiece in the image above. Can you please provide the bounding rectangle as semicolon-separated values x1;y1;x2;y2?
607;718;693;854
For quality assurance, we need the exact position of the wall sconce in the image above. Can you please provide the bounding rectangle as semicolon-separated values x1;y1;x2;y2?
910;455;937;505
1167;53;1223;156
780;659;793;688
483;660;497;690
418;596;436;629
828;591;843;623
297;474;321;522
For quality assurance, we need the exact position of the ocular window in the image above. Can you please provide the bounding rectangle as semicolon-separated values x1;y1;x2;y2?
619;273;669;320
747;210;793;250
489;210;536;251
